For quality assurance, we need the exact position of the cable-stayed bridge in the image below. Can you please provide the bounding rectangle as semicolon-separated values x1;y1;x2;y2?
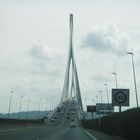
0;14;125;140
61;14;83;112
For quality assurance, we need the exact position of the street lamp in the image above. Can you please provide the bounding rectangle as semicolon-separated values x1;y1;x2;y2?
38;98;41;119
112;72;118;89
50;97;52;111
18;96;23;119
112;72;122;112
104;83;109;104
127;51;139;107
26;99;30;119
45;98;48;115
96;96;98;103
99;90;103;103
8;90;14;119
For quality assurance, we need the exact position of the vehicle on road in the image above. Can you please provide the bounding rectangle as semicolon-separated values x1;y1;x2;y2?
51;119;54;122
70;121;76;128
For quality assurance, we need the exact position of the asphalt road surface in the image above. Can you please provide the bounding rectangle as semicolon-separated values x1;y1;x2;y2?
0;126;94;140
0;100;126;140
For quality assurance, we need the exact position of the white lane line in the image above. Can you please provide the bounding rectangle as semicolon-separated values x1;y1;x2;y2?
82;129;98;140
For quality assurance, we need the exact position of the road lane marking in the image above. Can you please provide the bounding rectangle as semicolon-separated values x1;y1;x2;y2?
82;129;98;140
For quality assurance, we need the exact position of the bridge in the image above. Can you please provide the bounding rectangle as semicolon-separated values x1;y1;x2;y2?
0;14;127;140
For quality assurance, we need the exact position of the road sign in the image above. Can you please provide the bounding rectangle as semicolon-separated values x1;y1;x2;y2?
87;105;96;112
112;89;129;106
96;103;114;112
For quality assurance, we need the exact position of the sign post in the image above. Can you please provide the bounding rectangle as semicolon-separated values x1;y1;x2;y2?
87;105;96;119
112;89;129;112
96;103;114;113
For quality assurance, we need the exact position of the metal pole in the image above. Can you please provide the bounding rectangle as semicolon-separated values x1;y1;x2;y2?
96;96;98;104
8;90;13;119
26;99;30;119
127;51;139;107
112;72;118;89
52;97;54;110
45;98;48;115
104;83;109;104
112;72;121;112
50;97;52;111
18;96;23;119
99;90;103;103
38;99;41;119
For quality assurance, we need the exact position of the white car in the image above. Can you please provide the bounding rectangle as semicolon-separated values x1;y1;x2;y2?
70;121;76;128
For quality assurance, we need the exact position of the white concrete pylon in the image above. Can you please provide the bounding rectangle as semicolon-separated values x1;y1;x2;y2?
61;14;83;111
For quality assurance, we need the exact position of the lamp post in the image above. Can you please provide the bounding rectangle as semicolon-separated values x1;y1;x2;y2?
112;72;118;89
18;96;23;119
45;98;48;115
49;97;51;111
96;96;98;104
127;51;139;107
8;90;14;119
26;99;30;119
38;98;41;119
99;90;103;103
104;83;109;104
112;72;121;112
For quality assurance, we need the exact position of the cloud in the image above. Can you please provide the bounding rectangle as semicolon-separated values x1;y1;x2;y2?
28;44;50;74
28;44;65;77
29;44;49;62
81;24;130;56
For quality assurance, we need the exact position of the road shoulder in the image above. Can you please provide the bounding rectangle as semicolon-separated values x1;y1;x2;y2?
83;129;127;140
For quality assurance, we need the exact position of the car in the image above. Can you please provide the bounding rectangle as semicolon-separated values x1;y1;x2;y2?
70;121;76;128
51;119;54;122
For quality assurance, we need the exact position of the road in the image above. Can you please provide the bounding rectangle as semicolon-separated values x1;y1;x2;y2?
0;100;94;140
0;99;126;140
0;126;94;140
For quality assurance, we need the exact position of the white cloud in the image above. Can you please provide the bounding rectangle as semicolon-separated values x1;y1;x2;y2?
0;0;140;113
28;44;49;74
81;24;130;56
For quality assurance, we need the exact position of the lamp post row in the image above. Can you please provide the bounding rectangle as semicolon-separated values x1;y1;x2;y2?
7;94;58;119
8;90;14;119
127;51;139;107
91;49;139;112
6;51;140;115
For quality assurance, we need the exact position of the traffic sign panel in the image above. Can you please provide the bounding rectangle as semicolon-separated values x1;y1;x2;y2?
112;89;129;106
87;105;96;112
96;103;114;112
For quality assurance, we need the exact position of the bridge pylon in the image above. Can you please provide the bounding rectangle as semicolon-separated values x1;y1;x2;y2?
61;14;83;112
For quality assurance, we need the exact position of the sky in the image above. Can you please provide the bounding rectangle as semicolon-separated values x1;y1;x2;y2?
0;0;140;113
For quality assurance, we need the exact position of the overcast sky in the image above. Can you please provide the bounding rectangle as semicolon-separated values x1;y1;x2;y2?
0;0;140;113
